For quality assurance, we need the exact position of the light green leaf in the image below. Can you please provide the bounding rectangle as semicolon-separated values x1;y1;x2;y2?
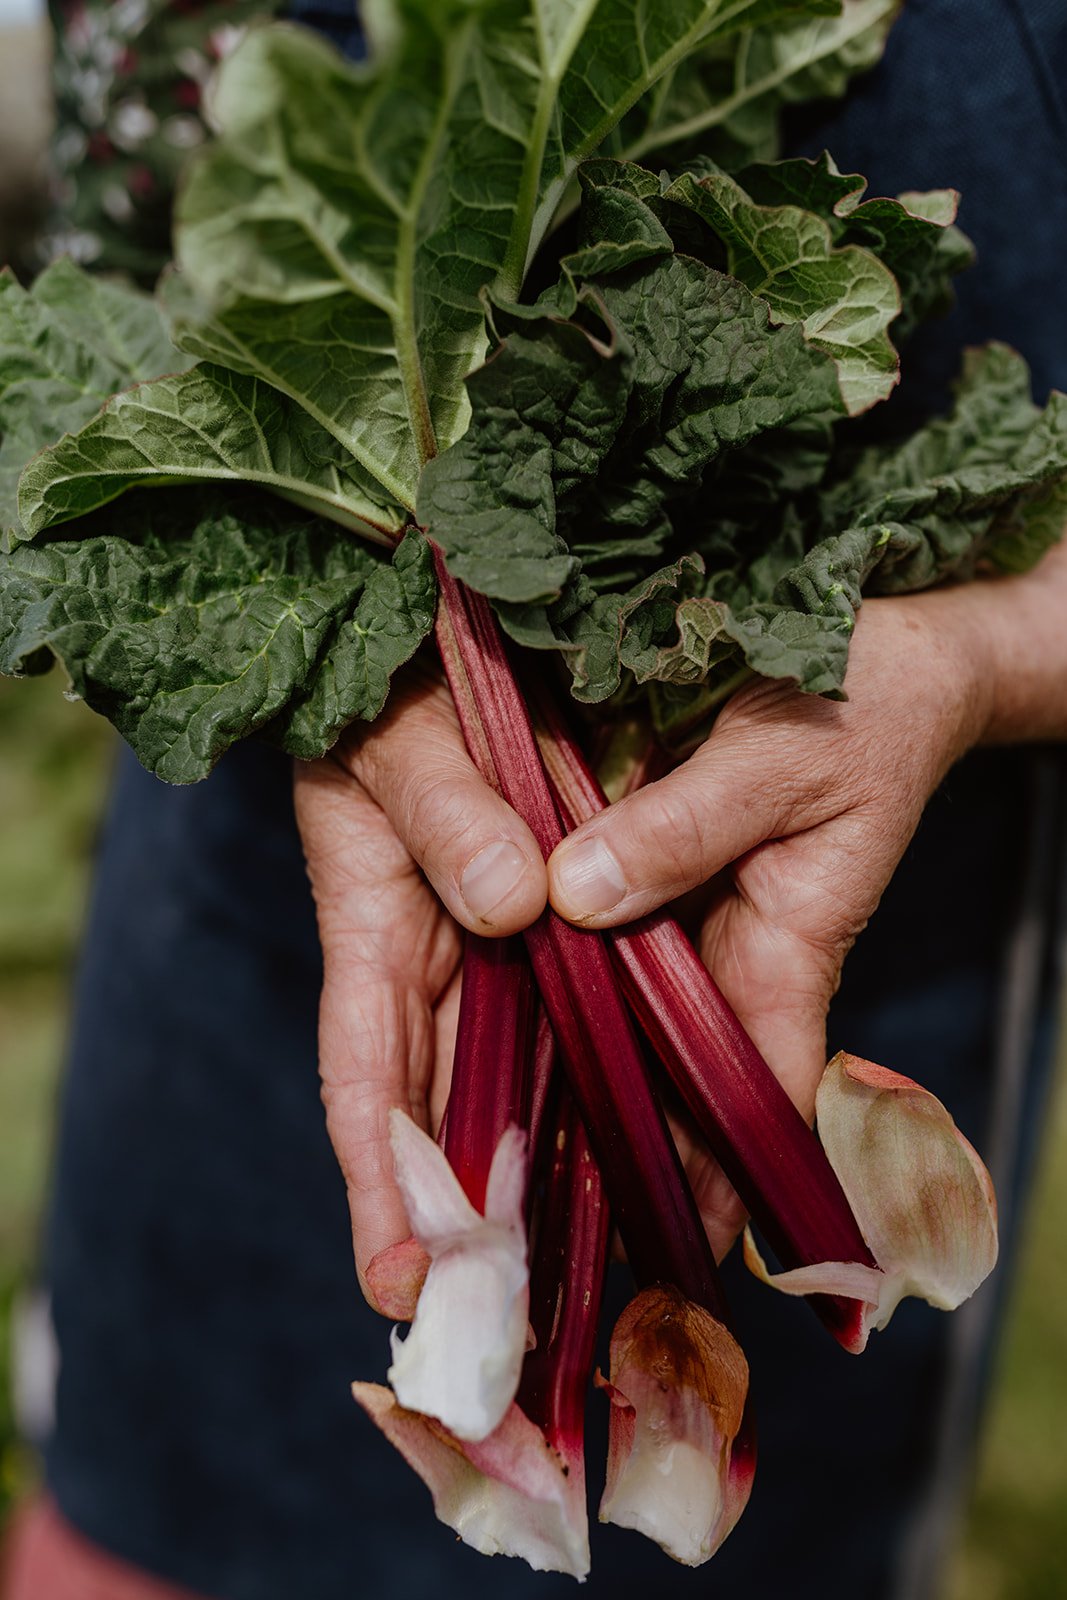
19;362;406;543
0;260;188;544
0;490;435;782
736;151;974;337
174;2;838;513
651;164;902;413
619;0;897;170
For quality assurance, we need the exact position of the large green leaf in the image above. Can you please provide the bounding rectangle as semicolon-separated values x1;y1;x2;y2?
419;244;844;613
0;490;435;782
424;220;1067;718
619;0;897;169
173;0;839;513
0;261;187;545
19;362;406;543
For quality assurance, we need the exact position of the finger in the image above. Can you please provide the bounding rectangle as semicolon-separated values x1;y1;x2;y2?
707;801;914;1116
340;669;547;936
319;962;441;1302
294;759;461;1303
546;684;834;926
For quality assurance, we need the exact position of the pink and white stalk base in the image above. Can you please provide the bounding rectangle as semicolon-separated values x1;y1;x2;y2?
353;1090;607;1579
744;1054;999;1344
384;1112;529;1441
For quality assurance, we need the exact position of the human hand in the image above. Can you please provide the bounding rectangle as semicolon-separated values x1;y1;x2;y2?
296;589;999;1294
546;592;994;1245
293;668;548;1304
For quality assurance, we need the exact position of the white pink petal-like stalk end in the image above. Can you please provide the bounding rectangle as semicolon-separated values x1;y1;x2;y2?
351;1384;590;1580
741;1227;884;1353
816;1052;998;1324
744;1053;999;1341
596;1286;750;1567
385;1110;529;1441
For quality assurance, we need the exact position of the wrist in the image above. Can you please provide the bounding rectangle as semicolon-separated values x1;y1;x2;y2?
978;536;1067;744
857;587;996;766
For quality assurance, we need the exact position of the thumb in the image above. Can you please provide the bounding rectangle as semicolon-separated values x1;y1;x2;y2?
546;697;818;927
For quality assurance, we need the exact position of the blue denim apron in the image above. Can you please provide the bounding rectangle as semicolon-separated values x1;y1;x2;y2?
38;4;1067;1598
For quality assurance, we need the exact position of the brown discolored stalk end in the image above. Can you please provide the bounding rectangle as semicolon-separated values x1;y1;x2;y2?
597;1285;751;1567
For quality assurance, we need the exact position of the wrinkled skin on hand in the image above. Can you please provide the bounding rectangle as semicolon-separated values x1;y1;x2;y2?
295;586;1000;1297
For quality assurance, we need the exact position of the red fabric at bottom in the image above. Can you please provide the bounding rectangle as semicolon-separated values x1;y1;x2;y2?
2;1496;210;1600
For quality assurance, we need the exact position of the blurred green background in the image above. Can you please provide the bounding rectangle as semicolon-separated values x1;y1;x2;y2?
1;8;1066;1596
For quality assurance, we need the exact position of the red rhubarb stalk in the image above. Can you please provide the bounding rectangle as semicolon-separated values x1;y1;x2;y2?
443;931;538;1212
433;553;755;1564
528;682;880;1351
519;1087;609;1462
433;550;727;1316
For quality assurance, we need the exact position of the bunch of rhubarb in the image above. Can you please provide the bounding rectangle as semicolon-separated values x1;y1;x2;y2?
0;0;1060;1576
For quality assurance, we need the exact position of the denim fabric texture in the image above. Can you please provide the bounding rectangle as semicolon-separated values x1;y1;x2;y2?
40;3;1067;1598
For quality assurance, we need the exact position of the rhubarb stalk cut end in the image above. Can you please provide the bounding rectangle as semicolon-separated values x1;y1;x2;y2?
385;1110;530;1442
744;1054;999;1343
816;1052;999;1327
352;1385;590;1580
597;1285;750;1567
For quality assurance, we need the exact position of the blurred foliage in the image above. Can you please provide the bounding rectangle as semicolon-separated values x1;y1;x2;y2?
0;672;113;1519
948;1075;1067;1600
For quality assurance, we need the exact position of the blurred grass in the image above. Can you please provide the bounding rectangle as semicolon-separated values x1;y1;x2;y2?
948;1071;1067;1600
0;668;1064;1587
0;673;114;1517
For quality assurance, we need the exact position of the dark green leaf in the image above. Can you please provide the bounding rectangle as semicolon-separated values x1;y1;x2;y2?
0;490;434;782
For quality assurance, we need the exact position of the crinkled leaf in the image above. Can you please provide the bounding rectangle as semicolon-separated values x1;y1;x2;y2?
594;158;903;413
0;490;434;783
19;361;406;543
424;274;1067;723
815;343;1067;589
173;1;839;513
420;235;844;624
0;260;188;545
736;151;974;338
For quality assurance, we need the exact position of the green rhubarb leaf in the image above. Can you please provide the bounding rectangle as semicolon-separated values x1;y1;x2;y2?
578;157;902;414
736;151;974;338
420;242;844;625
0;489;434;782
19;362;406;543
815;343;1067;589
619;0;897;170
0;260;188;545
173;1;839;514
653;343;1067;709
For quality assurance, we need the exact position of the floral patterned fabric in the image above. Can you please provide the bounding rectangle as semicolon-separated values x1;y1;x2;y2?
42;0;279;285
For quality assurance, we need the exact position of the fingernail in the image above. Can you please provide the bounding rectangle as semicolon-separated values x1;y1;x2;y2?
460;840;530;924
552;836;626;920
